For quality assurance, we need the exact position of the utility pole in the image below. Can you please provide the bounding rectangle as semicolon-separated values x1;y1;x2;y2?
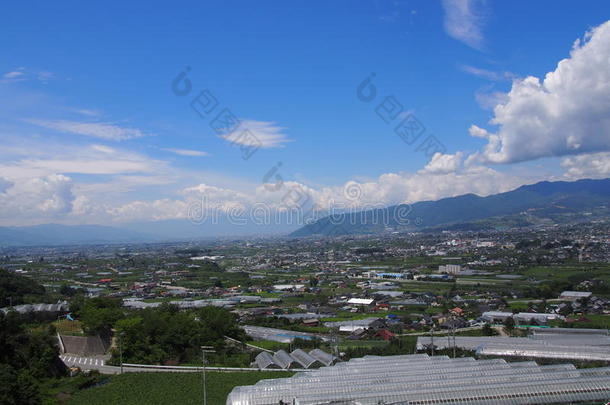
430;326;435;356
331;329;339;359
201;345;215;405
119;332;125;374
452;321;455;359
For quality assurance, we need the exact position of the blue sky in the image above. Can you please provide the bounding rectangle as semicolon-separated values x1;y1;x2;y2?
1;1;610;226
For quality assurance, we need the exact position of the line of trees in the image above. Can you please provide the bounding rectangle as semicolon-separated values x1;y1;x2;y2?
69;297;252;366
107;303;246;366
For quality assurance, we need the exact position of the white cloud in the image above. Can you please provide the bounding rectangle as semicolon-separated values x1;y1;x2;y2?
91;144;116;154
73;175;178;200
0;174;75;223
105;199;190;223
469;124;489;139
474;87;509;110
222;120;290;148
19;158;158;175
131;165;531;225
162;148;210;157
27;119;148;141
70;108;103;117
4;71;25;79
309;166;530;211
561;152;610;179
0;134;249;225
460;65;514;81
420;152;464;174
0;67;54;84
0;143;165;178
0;160;555;226
36;71;54;83
1;68;26;83
182;183;250;204
470;20;610;164
442;0;487;50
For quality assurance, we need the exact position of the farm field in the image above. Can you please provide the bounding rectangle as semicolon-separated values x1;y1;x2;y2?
569;314;610;329
67;371;293;405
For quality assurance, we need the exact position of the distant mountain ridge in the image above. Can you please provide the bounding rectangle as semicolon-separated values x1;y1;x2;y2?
0;224;155;247
0;218;296;247
290;178;610;237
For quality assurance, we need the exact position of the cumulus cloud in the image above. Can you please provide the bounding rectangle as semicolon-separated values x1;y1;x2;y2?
104;199;190;223
420;152;464;174
27;119;148;141
221;120;290;148
0;161;545;226
0;174;75;222
0;139;180;219
310;166;529;210
89;165;531;225
442;0;487;50
470;21;610;164
182;183;250;208
561;152;610;179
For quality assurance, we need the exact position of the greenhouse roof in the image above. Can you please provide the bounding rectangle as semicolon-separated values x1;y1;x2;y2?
227;354;610;405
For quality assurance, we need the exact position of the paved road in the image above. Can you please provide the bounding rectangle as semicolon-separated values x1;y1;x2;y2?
60;354;106;367
507;298;562;304
59;354;307;374
60;355;205;374
60;354;124;374
399;326;483;337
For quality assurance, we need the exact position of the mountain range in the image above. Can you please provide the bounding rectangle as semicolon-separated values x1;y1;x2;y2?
290;178;610;237
0;218;295;247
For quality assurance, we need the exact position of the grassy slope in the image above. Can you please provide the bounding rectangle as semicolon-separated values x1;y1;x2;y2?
67;371;293;405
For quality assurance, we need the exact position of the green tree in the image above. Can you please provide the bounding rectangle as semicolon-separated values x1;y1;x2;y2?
78;297;124;336
0;270;46;307
0;311;66;404
111;304;245;366
59;284;77;297
0;365;40;405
